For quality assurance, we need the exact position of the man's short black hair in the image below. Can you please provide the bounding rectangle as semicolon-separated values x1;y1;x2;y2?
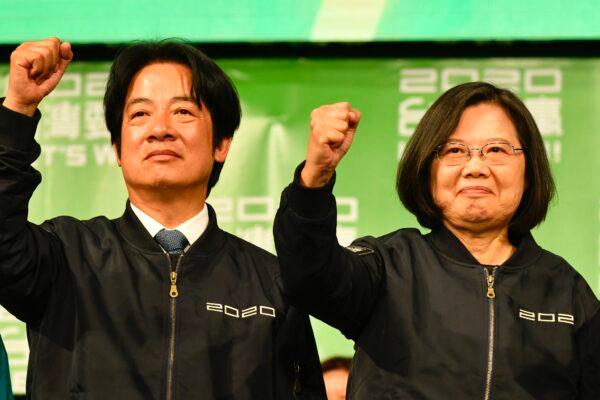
396;81;555;236
321;357;351;373
104;40;241;194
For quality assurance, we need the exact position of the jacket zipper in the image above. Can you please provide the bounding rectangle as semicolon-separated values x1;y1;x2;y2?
293;361;301;393
483;267;497;400
166;254;184;400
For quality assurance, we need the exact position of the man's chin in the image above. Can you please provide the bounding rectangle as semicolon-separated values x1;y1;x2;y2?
123;171;209;194
148;178;188;188
128;176;191;190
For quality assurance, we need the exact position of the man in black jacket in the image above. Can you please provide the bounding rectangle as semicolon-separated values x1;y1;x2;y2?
0;37;325;399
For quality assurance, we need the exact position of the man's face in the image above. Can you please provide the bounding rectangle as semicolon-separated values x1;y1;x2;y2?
116;62;231;198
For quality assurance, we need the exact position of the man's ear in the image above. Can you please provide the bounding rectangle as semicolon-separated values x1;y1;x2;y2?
112;143;122;166
213;137;232;163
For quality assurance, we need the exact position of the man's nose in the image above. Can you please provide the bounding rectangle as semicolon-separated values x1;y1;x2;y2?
148;113;175;141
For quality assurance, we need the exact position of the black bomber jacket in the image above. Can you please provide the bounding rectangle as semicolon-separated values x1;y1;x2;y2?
273;166;600;400
0;103;326;399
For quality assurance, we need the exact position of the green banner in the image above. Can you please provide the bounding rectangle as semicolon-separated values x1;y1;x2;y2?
1;0;600;44
1;58;599;393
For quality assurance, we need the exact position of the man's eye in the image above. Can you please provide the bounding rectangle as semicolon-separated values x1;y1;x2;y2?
131;111;147;119
176;109;192;115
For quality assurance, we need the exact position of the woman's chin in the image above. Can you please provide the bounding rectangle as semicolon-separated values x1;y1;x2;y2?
444;208;496;229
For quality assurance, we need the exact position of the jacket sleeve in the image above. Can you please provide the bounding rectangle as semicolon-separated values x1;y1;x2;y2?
273;163;384;340
575;279;600;399
0;101;64;324
274;304;326;399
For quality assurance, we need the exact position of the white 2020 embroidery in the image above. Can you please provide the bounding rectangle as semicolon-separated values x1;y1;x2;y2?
206;302;276;318
519;308;574;325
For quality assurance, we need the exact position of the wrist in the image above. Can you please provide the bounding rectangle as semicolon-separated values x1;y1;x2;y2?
300;165;334;188
2;97;38;117
290;162;336;218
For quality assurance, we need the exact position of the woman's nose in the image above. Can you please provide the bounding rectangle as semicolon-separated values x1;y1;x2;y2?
462;151;490;177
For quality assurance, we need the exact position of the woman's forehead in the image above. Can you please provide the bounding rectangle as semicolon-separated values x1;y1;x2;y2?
449;103;519;144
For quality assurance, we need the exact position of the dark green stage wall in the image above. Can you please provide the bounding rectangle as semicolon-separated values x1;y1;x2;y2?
1;58;599;393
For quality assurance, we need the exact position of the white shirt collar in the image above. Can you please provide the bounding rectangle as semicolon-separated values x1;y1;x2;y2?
130;202;209;248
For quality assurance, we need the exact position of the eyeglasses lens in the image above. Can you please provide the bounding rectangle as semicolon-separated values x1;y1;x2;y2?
438;142;514;165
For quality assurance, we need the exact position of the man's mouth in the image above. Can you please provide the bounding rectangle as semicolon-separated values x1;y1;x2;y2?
145;150;180;160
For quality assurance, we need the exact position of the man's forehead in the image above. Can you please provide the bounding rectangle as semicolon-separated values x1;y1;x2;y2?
125;95;196;109
132;61;192;77
124;63;197;106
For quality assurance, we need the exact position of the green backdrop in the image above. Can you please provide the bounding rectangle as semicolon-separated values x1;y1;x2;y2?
1;58;599;393
1;0;600;43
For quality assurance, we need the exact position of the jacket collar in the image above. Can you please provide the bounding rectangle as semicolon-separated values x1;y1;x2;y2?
425;225;542;268
115;201;227;257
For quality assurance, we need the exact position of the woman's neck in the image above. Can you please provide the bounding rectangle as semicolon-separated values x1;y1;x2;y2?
443;221;516;266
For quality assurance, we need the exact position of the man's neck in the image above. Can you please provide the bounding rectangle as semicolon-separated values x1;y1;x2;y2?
443;222;516;266
128;187;206;228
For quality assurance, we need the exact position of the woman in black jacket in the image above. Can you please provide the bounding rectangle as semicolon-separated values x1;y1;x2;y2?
274;82;600;399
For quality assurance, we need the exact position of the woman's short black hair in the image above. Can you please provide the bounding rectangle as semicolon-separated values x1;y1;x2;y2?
103;40;241;193
396;81;555;235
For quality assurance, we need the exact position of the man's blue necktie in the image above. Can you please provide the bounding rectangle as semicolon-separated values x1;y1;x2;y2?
154;229;189;255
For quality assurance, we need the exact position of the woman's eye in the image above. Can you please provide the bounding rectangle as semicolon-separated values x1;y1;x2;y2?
176;109;192;115
445;146;465;155
488;146;509;154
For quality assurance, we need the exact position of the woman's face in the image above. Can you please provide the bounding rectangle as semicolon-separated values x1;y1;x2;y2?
430;102;526;233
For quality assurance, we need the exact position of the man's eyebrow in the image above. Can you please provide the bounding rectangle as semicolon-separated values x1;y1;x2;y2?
125;97;152;109
171;96;196;103
125;96;198;110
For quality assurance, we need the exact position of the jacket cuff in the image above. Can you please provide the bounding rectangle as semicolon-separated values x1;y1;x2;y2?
0;98;41;151
288;161;336;219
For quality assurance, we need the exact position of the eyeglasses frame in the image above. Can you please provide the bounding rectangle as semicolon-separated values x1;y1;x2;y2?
433;140;526;165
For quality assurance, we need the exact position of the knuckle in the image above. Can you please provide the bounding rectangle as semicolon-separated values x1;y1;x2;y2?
312;110;328;123
38;47;51;58
313;123;324;133
30;51;44;62
311;109;325;121
310;121;321;134
12;45;27;58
